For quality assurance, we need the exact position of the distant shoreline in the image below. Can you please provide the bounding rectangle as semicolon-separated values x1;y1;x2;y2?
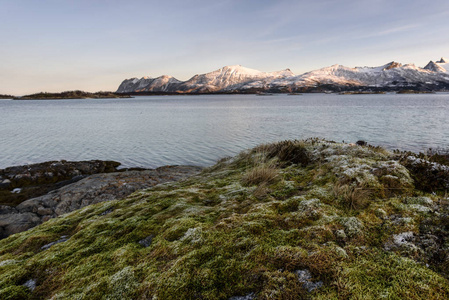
2;89;445;100
0;94;14;99
10;90;132;100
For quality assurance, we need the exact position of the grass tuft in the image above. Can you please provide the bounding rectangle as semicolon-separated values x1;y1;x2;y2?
241;164;279;187
332;183;371;210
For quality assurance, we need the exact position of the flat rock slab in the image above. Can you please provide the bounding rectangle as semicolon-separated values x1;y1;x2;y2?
0;160;122;206
0;165;202;238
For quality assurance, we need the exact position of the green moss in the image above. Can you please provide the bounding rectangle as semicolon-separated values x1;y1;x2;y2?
0;285;30;300
334;250;449;299
1;139;449;298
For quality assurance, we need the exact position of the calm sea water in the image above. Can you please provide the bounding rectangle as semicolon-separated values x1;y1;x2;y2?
1;94;448;169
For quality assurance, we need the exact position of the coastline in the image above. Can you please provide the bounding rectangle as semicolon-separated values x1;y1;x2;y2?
3;89;448;100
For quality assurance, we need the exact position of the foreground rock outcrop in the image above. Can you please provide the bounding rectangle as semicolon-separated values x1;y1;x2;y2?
1;139;449;299
0;160;122;207
0;166;202;238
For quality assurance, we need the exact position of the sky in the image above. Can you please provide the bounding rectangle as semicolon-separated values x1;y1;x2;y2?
1;0;449;95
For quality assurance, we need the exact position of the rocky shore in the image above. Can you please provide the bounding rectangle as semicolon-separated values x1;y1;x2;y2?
0;160;122;207
0;161;202;239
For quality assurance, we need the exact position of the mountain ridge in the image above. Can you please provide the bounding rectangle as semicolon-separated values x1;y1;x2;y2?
117;57;449;93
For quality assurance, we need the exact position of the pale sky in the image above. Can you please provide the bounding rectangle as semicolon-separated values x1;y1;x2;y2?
1;0;449;95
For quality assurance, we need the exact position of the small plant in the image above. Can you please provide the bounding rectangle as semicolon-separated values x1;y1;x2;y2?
273;140;311;166
253;182;270;199
400;156;449;193
427;147;449;166
333;183;371;210
241;162;279;187
258;140;311;166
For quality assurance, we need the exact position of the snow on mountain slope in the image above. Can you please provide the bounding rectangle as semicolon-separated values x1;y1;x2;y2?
176;65;295;93
434;57;449;73
116;65;294;93
284;61;449;88
424;61;446;72
116;75;181;93
116;57;449;93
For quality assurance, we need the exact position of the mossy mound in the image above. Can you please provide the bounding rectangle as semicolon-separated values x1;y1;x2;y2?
1;139;449;299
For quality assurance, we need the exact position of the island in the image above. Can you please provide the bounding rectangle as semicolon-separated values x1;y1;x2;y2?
14;90;132;100
0;94;14;99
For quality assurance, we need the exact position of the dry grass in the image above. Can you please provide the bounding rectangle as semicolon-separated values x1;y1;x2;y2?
253;183;271;200
256;140;311;167
241;165;279;187
333;183;372;210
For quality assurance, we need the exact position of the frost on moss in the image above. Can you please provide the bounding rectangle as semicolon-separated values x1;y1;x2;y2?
0;139;449;299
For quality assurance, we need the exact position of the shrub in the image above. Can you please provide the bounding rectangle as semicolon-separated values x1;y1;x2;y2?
258;140;311;166
427;148;449;166
400;157;449;193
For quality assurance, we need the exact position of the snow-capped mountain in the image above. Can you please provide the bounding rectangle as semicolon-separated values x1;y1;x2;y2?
118;65;294;94
116;75;182;93
117;58;449;93
176;65;294;93
424;57;449;73
289;61;449;88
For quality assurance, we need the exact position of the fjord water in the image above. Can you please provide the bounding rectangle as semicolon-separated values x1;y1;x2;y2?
1;94;448;169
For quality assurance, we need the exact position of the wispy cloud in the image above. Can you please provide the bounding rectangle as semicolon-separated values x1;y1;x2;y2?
360;24;421;39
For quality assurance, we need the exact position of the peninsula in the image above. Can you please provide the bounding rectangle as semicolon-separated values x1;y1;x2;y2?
14;90;132;100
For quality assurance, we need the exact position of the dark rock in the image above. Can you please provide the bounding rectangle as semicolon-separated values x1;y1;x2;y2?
356;140;367;146
99;207;115;216
295;269;323;292
0;160;122;207
41;235;69;250
0;205;17;214
0;212;41;238
138;234;155;247
37;207;53;216
22;279;37;291
0;179;11;189
229;293;255;300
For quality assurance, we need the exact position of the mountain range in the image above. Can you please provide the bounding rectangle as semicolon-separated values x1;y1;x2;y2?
116;57;449;93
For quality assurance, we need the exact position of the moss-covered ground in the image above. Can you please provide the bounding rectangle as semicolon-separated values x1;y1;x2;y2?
1;139;449;299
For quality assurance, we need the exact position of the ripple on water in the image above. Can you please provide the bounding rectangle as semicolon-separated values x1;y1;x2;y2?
1;94;449;168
